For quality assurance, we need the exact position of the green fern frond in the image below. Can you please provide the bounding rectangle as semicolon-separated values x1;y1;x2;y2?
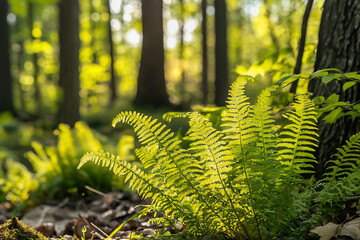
26;142;61;177
78;151;195;219
322;132;360;182
57;124;77;168
112;112;202;194
135;146;158;171
162;112;190;122
74;121;102;153
187;112;251;237
251;85;278;161
222;75;255;152
188;112;233;186
112;112;243;237
277;94;319;177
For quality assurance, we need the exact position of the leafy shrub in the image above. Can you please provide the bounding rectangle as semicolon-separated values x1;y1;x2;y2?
0;121;134;206
79;75;360;239
26;121;134;197
0;160;39;204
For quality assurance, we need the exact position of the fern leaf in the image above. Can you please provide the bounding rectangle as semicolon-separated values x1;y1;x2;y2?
188;112;232;190
221;75;255;156
322;132;360;182
78;151;200;224
162;112;190;122
251;85;278;161
112;112;202;192
187;112;251;236
277;94;319;177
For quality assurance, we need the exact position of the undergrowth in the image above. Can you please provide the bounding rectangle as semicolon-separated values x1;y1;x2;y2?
0;121;135;206
79;75;360;239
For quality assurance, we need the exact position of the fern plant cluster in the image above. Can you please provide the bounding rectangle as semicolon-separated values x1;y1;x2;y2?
79;75;360;239
0;122;134;205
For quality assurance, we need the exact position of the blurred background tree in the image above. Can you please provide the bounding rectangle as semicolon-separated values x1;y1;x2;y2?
0;0;328;122
58;0;80;127
0;0;15;114
134;0;170;107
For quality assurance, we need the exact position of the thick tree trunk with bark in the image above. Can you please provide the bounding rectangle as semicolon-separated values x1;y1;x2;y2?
308;0;360;177
214;0;229;106
201;0;208;105
58;0;80;127
0;0;15;114
134;0;170;107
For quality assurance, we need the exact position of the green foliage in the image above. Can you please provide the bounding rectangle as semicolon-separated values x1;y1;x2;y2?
0;121;134;206
316;132;360;205
25;121;132;197
277;69;360;124
0;160;38;204
77;74;359;239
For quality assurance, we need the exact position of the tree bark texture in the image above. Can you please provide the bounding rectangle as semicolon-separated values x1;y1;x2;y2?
308;0;360;177
0;0;15;114
214;0;229;106
290;0;314;93
201;0;208;105
58;0;80;127
134;0;170;107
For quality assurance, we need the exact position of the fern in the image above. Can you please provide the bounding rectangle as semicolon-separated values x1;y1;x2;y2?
222;75;255;152
322;132;360;182
277;94;319;178
79;74;360;239
316;132;360;205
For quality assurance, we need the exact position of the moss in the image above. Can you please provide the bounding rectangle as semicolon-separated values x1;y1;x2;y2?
0;217;48;240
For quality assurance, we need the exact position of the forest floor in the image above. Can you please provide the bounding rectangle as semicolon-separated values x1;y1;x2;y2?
1;192;360;239
0;190;176;239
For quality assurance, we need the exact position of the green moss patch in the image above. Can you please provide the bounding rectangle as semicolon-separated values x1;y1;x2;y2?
0;217;47;240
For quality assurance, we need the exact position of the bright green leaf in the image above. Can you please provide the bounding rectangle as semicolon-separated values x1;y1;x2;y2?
343;81;356;91
322;74;340;85
324;94;339;105
323;108;344;124
313;96;325;105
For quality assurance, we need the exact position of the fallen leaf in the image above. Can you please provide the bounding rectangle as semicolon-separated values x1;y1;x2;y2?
310;222;339;240
336;217;360;240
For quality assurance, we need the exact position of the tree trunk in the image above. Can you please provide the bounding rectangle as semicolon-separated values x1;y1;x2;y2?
58;0;80;127
214;0;229;106
15;17;26;112
134;0;170;107
290;0;314;93
263;0;280;53
179;0;186;105
106;0;117;107
28;2;41;115
201;0;208;105
0;0;15;114
308;0;360;177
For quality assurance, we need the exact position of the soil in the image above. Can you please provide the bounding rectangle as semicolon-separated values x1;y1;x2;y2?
0;191;176;239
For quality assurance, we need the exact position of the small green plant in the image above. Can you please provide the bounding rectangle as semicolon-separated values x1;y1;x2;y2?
79;75;360;239
0;121;135;207
25;121;134;197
